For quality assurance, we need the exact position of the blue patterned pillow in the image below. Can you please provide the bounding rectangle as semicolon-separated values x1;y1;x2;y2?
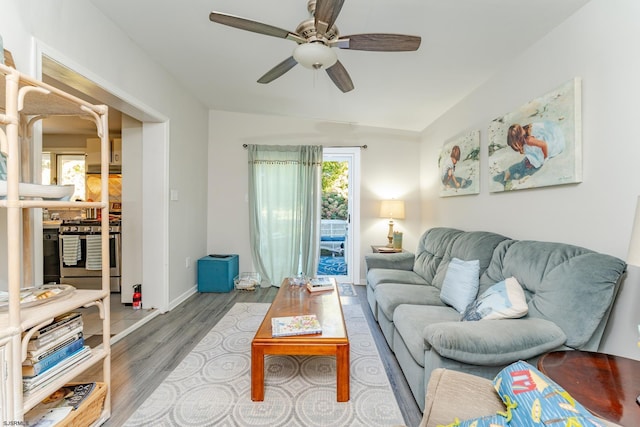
452;414;508;427
461;277;528;321
440;258;480;313
493;361;604;427
442;361;605;427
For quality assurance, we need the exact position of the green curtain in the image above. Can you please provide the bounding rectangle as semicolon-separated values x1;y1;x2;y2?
248;145;323;287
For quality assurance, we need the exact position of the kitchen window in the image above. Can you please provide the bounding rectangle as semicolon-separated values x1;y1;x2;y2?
56;154;85;201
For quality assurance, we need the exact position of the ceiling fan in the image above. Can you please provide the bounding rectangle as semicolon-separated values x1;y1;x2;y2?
209;0;421;93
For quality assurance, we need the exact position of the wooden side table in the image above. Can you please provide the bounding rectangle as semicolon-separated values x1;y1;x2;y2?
371;245;403;253
538;350;640;426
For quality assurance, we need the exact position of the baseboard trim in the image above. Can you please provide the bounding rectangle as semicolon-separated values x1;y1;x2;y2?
169;285;199;311
110;285;198;345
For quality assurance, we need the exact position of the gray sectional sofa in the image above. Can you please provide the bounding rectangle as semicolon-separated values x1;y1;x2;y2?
365;227;626;411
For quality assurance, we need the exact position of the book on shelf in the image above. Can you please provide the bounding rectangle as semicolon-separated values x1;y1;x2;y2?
25;330;83;363
22;336;85;377
27;317;83;352
62;382;97;409
23;346;92;393
25;407;72;427
25;382;97;425
271;314;322;337
25;312;82;340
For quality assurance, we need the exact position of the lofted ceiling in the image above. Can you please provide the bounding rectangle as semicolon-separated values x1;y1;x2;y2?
85;0;591;132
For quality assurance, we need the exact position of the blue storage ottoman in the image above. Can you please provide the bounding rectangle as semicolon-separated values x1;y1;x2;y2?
197;254;239;292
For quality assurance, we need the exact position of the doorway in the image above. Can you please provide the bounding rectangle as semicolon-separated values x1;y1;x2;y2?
35;47;169;341
317;147;361;284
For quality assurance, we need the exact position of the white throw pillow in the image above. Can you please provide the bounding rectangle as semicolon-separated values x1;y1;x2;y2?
461;276;528;321
440;258;480;313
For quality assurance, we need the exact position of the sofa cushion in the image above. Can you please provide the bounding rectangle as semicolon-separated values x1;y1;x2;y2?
365;251;416;272
393;304;460;366
413;228;464;285
440;258;480;313
431;231;511;290
461;277;528;321
367;269;428;293
423;317;566;365
376;283;445;321
480;240;626;348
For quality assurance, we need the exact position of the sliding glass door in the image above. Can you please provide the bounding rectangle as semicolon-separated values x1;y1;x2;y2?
317;148;360;284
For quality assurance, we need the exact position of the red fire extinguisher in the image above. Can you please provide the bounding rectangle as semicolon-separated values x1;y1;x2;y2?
133;284;142;310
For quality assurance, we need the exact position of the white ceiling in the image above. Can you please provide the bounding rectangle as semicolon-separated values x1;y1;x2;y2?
86;0;591;132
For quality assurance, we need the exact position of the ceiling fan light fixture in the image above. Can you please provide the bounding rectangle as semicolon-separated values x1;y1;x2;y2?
293;42;337;70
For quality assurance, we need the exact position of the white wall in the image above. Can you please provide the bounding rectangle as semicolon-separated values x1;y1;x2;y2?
419;0;640;360
0;0;209;309
121;115;143;303
208;111;421;283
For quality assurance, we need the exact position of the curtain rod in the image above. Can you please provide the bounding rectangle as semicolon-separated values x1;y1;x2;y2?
242;144;367;149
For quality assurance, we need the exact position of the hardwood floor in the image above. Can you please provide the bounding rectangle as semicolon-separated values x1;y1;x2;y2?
77;285;422;427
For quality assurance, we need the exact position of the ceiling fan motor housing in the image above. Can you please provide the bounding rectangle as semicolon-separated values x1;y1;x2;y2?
295;19;339;44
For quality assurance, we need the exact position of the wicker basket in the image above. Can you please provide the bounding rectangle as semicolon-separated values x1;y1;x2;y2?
234;272;261;291
58;382;107;427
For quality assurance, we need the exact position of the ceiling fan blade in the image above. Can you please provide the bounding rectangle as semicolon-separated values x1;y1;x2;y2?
335;34;421;51
326;61;354;93
315;0;345;38
209;12;305;43
257;57;298;84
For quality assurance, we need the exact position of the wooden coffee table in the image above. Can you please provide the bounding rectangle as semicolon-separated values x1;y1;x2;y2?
251;277;350;401
538;350;640;426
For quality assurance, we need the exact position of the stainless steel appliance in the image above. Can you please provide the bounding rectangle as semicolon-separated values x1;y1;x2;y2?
59;219;121;292
43;227;60;284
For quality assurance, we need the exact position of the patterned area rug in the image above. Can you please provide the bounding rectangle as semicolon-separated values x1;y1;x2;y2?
337;282;357;297
124;303;404;427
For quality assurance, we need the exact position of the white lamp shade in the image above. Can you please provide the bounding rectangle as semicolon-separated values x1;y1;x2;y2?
379;200;405;220
293;43;337;70
627;196;640;266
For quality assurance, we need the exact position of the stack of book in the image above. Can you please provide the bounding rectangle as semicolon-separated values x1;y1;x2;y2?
306;277;334;293
22;312;91;394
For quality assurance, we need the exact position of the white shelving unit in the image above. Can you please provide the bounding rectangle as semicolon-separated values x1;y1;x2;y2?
0;63;111;423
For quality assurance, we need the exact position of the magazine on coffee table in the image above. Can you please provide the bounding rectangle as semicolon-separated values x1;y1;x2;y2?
271;314;322;337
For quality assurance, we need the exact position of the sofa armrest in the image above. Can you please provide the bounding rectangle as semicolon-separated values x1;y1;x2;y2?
424;318;567;365
365;252;415;271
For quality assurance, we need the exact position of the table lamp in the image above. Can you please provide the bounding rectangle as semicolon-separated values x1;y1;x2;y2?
379;200;405;247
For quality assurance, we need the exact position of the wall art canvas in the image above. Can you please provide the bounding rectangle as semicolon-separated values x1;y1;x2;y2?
439;130;480;197
488;78;582;192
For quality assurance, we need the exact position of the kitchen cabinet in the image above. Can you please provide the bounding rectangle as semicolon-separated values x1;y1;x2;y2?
86;137;101;167
111;138;122;165
86;137;122;171
0;63;111;423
